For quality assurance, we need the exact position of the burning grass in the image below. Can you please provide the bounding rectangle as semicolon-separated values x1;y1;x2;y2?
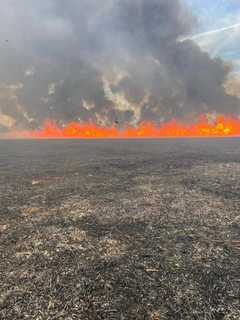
0;139;240;319
3;114;240;139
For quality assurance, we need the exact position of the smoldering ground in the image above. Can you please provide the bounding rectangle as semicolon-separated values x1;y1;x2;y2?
0;0;239;131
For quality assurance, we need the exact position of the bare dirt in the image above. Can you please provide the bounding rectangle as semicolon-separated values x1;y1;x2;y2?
0;139;240;319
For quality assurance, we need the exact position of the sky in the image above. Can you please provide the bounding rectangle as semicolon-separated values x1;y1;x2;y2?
185;0;240;71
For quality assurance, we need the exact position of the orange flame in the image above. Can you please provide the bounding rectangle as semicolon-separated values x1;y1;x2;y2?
2;114;240;139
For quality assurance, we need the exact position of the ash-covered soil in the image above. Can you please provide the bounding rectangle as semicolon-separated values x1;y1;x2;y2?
0;139;240;320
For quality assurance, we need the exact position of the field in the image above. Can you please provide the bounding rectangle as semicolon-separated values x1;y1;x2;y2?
0;139;240;319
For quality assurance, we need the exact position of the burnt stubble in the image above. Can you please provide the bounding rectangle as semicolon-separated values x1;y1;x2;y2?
0;139;240;320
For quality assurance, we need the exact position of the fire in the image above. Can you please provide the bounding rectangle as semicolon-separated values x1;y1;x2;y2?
2;114;240;139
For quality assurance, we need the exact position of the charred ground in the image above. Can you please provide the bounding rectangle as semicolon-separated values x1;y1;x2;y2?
0;139;240;320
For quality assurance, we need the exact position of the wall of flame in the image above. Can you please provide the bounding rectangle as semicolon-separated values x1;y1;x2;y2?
2;114;240;139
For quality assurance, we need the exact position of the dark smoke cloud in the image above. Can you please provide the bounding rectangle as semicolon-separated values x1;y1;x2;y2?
0;0;238;130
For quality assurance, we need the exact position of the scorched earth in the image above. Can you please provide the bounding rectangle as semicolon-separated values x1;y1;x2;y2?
0;139;240;320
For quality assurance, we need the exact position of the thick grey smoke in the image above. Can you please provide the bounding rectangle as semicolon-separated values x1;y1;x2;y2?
0;0;238;130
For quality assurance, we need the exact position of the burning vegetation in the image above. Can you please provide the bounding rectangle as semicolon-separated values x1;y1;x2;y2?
3;114;240;139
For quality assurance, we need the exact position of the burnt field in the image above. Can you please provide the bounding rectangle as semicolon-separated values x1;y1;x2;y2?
0;139;240;320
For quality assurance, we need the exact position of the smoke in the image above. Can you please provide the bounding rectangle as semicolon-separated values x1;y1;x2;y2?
0;0;239;130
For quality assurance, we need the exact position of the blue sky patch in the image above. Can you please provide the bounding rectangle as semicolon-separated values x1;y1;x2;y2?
184;0;240;71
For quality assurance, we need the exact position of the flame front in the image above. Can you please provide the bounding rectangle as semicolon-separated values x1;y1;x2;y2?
2;114;240;139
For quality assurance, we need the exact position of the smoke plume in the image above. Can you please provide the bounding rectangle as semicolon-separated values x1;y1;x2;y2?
0;0;239;130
